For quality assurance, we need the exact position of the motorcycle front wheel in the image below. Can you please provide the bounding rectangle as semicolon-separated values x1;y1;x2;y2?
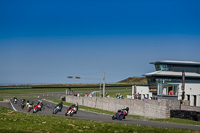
70;112;73;116
119;115;124;120
112;115;116;120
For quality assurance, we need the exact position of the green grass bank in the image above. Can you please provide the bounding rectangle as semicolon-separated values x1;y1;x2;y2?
0;106;199;133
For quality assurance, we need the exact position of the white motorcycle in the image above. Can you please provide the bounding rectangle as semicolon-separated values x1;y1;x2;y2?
13;98;18;104
27;104;33;112
53;105;62;114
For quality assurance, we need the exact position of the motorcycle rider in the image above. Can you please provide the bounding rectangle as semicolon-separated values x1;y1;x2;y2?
118;107;129;115
57;102;63;110
119;107;129;114
26;100;30;107
54;102;63;112
27;101;34;112
52;102;63;114
30;101;34;106
22;99;26;103
68;102;78;113
65;102;78;116
116;107;129;119
69;102;78;110
33;100;43;113
13;97;18;104
21;99;26;109
37;100;43;108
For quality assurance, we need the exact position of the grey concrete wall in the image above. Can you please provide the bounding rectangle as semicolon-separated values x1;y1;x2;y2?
66;96;181;118
181;105;200;112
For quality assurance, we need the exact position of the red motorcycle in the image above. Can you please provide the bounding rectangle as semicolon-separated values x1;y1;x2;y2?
65;105;78;116
33;102;43;113
33;104;42;113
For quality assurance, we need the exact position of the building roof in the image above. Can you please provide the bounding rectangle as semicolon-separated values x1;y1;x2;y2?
143;71;200;78
150;60;200;66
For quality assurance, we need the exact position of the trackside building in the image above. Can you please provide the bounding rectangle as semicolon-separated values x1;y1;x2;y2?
143;60;200;107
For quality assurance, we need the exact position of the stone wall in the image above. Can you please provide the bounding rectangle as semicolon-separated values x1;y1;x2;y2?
66;96;182;118
181;105;200;112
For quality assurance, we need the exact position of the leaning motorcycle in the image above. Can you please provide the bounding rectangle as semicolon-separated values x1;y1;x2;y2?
13;98;18;104
53;105;62;114
33;104;42;113
112;107;129;120
21;103;25;109
112;111;126;120
65;106;78;116
27;104;33;112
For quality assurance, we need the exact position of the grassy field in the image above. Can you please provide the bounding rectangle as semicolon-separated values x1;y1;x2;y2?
0;86;132;95
117;77;148;85
0;88;66;94
0;97;3;101
0;106;199;133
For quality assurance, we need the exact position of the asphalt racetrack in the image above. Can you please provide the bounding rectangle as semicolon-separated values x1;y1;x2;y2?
1;100;200;131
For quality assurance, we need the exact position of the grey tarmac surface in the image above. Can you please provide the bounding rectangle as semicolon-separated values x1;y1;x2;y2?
0;100;200;131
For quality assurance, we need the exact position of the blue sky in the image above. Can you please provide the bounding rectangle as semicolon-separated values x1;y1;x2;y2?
0;1;200;84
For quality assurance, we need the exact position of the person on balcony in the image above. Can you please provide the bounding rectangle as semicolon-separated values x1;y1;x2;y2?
168;90;173;95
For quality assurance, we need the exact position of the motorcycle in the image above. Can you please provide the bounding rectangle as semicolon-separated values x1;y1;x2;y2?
21;103;25;109
13;98;18;104
65;106;78;116
53;105;62;114
33;103;42;113
27;104;33;112
21;99;26;109
112;107;129;120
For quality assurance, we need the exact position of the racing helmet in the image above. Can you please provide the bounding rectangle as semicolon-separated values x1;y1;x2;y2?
126;107;129;112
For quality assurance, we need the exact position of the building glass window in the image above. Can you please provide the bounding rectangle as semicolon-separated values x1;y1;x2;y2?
155;65;161;71
160;65;168;71
158;84;179;96
155;65;169;71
